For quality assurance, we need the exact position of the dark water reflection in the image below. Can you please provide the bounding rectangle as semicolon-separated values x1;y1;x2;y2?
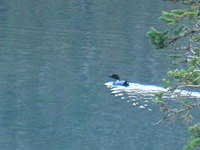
0;0;188;150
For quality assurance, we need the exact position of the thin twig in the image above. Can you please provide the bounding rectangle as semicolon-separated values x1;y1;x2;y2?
153;102;200;125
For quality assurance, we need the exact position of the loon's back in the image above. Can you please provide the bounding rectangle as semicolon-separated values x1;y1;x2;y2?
113;80;129;87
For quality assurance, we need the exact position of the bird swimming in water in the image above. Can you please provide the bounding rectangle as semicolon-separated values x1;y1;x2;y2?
109;74;129;87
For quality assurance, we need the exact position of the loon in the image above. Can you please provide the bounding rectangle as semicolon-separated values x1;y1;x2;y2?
109;74;129;87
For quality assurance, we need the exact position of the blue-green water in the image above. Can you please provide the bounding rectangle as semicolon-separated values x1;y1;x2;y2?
0;0;188;150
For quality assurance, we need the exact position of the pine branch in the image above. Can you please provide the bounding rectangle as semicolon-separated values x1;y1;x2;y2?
153;102;200;125
168;28;200;45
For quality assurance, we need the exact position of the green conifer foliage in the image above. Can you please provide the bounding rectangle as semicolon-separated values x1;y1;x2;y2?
148;0;200;149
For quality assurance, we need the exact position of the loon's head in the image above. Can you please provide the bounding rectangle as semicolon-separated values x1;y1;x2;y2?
109;74;120;80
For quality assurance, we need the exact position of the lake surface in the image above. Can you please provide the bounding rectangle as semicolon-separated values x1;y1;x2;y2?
0;0;189;150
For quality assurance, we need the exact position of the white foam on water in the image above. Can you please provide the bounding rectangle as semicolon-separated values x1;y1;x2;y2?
105;81;200;111
139;105;145;109
105;81;200;98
